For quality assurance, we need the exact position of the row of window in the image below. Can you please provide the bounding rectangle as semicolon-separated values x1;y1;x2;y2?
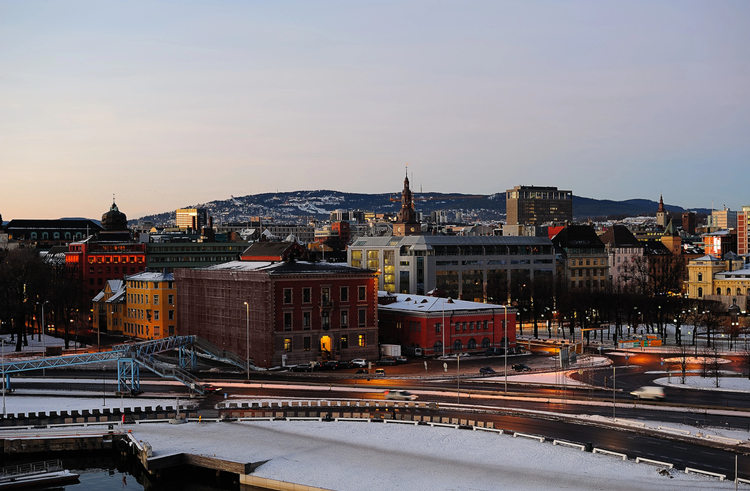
87;255;144;264
89;266;140;276
697;287;750;297
570;258;606;266
283;333;366;352
128;281;174;289
127;293;175;306
123;322;174;337
26;232;84;240
432;337;495;354
283;286;367;304
282;309;366;330
126;308;175;321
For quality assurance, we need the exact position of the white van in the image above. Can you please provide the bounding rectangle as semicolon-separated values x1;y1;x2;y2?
630;386;665;400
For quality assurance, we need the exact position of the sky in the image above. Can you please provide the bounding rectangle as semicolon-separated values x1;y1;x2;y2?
1;1;749;220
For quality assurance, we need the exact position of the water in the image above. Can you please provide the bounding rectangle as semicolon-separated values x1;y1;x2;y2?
65;465;238;491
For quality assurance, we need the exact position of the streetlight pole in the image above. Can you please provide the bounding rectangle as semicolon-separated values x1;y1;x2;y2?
612;365;616;420
244;301;250;380
504;304;508;393
442;299;445;358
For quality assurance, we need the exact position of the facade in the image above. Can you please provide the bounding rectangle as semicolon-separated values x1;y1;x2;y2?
92;280;126;336
348;235;555;302
175;261;379;368
599;225;644;290
738;207;750;255
4;219;102;249
146;242;248;271
505;185;572;226
123;272;177;340
702;230;736;257
377;292;517;357
682;211;697;235
176;208;208;231
551;225;609;291
263;224;315;243
66;239;147;299
686;254;749;310
711;207;738;230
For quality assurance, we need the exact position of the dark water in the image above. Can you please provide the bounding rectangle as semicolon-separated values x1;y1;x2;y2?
67;468;234;490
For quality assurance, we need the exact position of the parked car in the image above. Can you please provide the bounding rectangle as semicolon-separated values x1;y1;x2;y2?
384;389;418;401
479;367;496;375
355;368;369;374
630;386;665;400
351;358;367;368
483;348;505;356
512;363;531;372
394;356;408;364
322;360;340;370
374;368;386;376
376;357;397;366
337;360;353;369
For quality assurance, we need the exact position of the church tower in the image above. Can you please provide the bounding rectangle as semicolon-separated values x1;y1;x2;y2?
656;195;668;229
393;167;421;236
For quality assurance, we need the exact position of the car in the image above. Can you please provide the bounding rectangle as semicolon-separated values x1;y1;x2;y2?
384;389;418;401
355;368;369;374
483;348;505;356
394;356;408;364
337;360;353;369
351;358;367;368
322;360;340;370
479;367;496;375
376;357;397;366
374;368;386;376
203;385;222;393
630;386;665;400
512;363;531;372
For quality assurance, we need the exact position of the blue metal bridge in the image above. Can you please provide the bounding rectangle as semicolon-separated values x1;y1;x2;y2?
0;336;254;396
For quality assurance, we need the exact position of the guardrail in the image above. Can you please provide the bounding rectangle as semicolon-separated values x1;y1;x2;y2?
513;432;545;442
553;440;586;451
635;457;673;468
593;448;627;460
684;467;725;481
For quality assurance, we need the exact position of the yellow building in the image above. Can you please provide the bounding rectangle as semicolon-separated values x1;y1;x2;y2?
92;280;126;337
124;272;177;340
686;254;749;310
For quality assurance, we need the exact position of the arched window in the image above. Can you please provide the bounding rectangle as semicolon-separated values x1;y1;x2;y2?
698;287;703;298
30;232;37;239
65;232;71;239
467;338;477;350
738;288;742;296
433;341;443;355
53;232;60;239
75;232;82;239
481;338;491;349
42;232;48;239
717;288;721;295
697;273;703;282
453;339;462;352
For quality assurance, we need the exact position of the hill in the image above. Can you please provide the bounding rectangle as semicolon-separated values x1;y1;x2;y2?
133;191;710;226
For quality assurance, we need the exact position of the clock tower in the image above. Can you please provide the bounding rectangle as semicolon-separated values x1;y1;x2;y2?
393;168;421;236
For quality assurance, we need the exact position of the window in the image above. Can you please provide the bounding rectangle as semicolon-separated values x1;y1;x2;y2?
168;294;174;305
154;295;159;305
341;310;348;328
303;311;311;329
168;310;174;320
481;338;491;349
468;338;477;350
340;286;348;302
322;311;330;329
469;322;474;331
322;287;331;304
284;338;292;352
463;322;467;331
358;309;366;327
697;273;703;282
358;286;366;301
433;341;443;355
303;337;311;351
483;320;488;330
698;287;703;298
153;311;160;321
717;288;721;295
358;334;366;347
283;288;292;304
453;339;462;352
455;322;460;332
284;312;293;330
341;335;348;349
303;288;311;303
435;322;441;334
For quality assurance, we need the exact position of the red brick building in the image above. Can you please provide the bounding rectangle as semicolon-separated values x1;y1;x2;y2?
377;292;517;357
175;260;379;368
66;239;147;299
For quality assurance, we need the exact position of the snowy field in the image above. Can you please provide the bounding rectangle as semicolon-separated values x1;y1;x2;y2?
129;420;741;491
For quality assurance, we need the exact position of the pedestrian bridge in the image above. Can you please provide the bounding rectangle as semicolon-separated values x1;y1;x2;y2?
0;336;255;396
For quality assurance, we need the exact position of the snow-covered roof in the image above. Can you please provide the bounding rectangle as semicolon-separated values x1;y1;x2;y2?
378;291;511;314
125;271;175;282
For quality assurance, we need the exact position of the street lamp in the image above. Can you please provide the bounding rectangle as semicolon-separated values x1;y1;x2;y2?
243;301;250;380
504;304;508;393
36;301;49;358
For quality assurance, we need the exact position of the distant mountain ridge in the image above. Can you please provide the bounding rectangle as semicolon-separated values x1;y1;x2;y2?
133;191;710;226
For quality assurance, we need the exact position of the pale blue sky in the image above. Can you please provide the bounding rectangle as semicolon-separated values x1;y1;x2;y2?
1;1;748;219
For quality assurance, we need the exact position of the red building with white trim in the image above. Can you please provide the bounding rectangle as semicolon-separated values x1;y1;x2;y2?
66;239;147;299
377;292;516;357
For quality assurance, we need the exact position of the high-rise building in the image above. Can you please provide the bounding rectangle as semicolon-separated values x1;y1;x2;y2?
682;211;697;235
710;207;738;230
176;208;208;231
738;206;750;255
505;185;572;226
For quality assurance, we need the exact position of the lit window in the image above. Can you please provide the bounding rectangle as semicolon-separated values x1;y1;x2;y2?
284;338;292;352
358;334;366;347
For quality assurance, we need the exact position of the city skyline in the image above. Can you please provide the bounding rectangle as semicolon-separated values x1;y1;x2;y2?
2;1;749;219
